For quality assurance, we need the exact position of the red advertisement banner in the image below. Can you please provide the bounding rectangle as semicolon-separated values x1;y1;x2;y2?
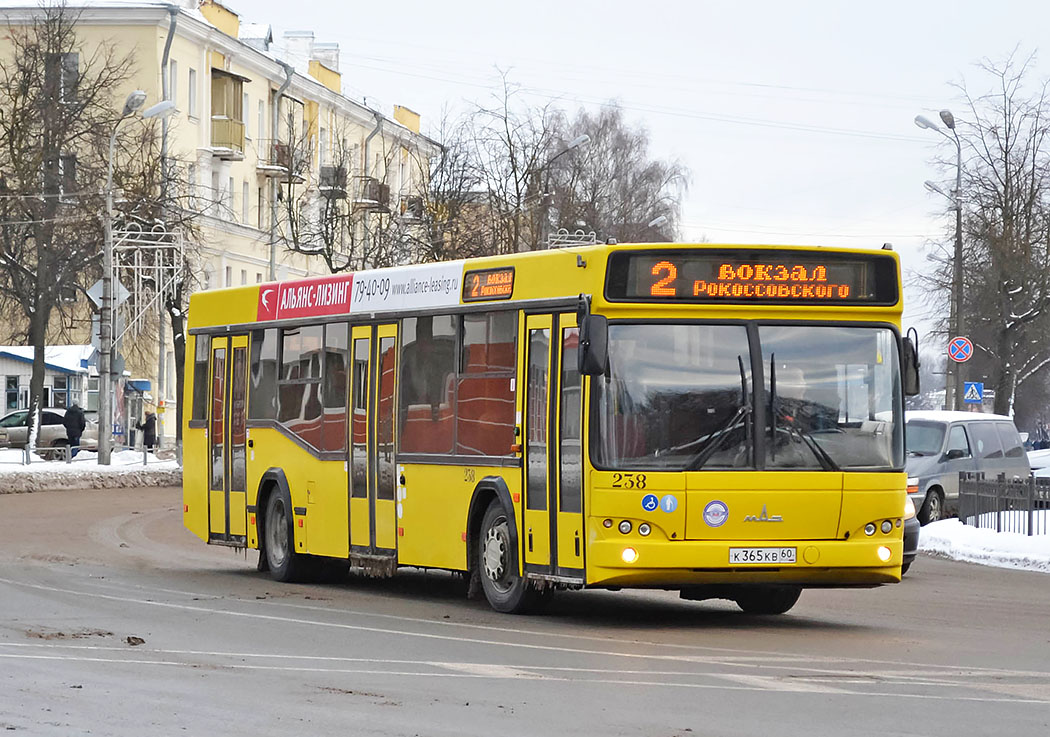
256;273;354;321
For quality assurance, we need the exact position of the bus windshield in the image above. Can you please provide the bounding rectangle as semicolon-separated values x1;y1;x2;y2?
593;323;903;471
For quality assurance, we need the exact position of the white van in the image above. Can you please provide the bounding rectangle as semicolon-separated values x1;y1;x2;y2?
905;411;1030;524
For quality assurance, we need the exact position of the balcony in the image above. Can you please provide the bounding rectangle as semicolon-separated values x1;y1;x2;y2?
400;194;424;221
319;165;347;199
210;117;245;160
255;140;305;183
353;176;390;212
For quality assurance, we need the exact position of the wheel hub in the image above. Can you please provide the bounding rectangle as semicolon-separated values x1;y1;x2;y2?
483;524;507;581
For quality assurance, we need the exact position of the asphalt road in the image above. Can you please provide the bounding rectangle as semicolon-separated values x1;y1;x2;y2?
1;486;1048;736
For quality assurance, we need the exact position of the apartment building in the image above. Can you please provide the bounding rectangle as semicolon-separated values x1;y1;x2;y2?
0;0;439;442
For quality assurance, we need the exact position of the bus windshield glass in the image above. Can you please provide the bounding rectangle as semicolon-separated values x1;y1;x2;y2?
593;323;903;471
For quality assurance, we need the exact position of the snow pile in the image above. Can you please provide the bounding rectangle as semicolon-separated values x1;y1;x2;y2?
919;517;1050;573
0;449;181;493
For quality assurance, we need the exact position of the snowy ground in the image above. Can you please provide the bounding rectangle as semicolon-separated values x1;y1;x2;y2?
920;514;1050;574
0;448;180;492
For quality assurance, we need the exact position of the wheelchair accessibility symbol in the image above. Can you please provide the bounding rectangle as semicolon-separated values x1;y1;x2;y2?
641;494;659;512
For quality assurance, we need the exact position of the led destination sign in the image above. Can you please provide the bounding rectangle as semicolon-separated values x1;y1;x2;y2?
605;250;898;305
463;266;515;301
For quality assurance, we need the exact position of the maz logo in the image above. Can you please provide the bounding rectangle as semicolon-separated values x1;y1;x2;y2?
743;505;783;522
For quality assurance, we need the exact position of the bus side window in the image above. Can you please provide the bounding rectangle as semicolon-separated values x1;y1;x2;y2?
248;328;278;420
399;315;456;454
191;335;210;421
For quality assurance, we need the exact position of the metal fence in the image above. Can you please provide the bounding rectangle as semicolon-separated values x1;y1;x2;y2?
959;473;1050;536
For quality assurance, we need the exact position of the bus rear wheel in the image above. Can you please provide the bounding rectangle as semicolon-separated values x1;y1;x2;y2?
478;500;548;614
734;585;802;615
264;490;307;582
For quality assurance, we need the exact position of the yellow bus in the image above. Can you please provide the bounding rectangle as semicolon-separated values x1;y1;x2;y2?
183;243;919;615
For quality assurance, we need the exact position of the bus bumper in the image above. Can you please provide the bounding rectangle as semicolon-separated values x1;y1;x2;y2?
586;537;903;587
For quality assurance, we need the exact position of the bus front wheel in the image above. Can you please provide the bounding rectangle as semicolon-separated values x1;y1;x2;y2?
264;490;307;582
734;585;802;615
478;500;548;614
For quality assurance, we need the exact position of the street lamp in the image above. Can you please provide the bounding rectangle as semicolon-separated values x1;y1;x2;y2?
538;134;590;248
98;91;175;464
915;110;964;411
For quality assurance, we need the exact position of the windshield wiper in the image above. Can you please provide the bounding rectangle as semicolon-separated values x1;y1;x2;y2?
686;355;750;471
768;353;838;471
771;404;840;470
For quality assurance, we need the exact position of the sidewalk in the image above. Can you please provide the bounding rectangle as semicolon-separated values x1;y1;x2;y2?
0;448;181;493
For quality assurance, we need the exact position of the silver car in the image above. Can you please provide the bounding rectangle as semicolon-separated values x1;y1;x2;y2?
0;408;99;456
906;411;1030;524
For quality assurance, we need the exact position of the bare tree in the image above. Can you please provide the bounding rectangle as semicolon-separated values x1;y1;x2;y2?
918;53;1050;416
549;105;688;243
0;2;134;439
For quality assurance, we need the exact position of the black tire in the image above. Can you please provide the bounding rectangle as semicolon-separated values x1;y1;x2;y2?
734;585;802;615
901;559;913;576
263;490;308;582
919;489;944;525
478;500;547;614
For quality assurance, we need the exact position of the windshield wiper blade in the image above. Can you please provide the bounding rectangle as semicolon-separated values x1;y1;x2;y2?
686;355;751;471
773;407;840;470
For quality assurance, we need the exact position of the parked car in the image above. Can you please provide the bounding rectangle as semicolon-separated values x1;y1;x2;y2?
905;411;1030;524
902;495;919;575
0;407;99;456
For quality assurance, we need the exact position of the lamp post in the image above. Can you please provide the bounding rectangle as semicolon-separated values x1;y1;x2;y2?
915;110;963;411
538;134;590;248
98;92;175;464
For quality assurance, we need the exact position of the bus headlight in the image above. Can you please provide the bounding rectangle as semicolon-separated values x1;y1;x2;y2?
877;546;892;562
864;523;877;536
904;496;917;520
622;547;638;563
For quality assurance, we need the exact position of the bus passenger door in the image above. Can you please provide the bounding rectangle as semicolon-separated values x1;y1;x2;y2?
522;313;585;581
523;315;553;572
348;324;399;564
208;334;249;545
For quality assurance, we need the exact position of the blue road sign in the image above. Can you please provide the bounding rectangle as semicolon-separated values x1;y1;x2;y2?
964;381;984;404
641;494;659;512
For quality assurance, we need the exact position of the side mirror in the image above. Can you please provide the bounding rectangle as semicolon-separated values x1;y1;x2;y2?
902;328;920;397
578;314;609;376
945;448;965;461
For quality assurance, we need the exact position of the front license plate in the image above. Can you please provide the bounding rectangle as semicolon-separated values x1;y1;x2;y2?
729;547;796;564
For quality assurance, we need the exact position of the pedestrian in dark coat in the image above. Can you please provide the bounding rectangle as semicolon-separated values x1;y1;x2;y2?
136;410;157;450
63;402;87;457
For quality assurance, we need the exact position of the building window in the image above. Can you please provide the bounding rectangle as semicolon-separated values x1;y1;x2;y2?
258;99;265;142
87;376;99;412
240;269;247;286
53;375;68;408
256;272;263;283
188;68;197;118
319;126;326;164
169;59;178;108
242;180;249;222
46;51;78;103
225;266;232;287
257;187;264;229
5;376;17;410
243;92;250;137
228;176;234;209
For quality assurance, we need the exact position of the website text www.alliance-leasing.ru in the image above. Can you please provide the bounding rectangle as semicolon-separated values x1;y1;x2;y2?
391;275;460;298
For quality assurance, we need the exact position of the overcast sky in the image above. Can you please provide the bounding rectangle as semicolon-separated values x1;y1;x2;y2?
240;0;1050;339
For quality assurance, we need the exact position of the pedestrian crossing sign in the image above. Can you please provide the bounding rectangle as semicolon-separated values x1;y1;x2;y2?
963;382;984;404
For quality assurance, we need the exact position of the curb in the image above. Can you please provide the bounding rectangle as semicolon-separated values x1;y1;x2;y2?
0;468;182;494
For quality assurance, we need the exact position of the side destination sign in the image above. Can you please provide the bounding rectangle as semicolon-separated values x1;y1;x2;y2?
256;261;465;321
463;266;515;301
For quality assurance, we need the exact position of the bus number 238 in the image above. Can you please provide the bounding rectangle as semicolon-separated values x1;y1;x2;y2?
611;472;647;489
